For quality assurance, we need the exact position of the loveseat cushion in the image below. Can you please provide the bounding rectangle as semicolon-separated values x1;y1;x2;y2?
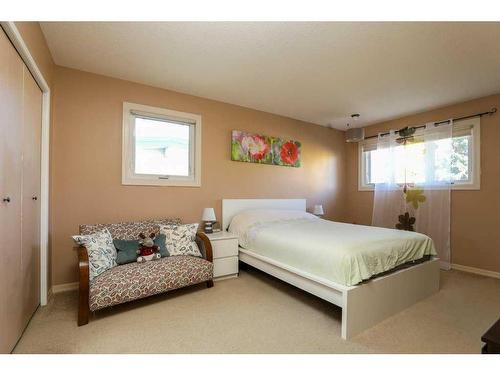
160;223;202;257
89;255;213;311
73;229;117;280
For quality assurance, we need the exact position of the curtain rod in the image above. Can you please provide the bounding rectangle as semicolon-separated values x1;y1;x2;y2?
363;107;497;140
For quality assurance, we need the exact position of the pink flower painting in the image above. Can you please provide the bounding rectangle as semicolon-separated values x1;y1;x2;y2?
231;130;301;167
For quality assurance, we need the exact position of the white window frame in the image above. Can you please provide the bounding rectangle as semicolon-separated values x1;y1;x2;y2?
358;117;481;191
122;102;202;187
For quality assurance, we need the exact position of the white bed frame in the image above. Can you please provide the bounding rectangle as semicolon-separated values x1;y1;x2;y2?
222;199;440;339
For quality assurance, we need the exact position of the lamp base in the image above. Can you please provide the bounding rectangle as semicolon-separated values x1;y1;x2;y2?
204;221;214;234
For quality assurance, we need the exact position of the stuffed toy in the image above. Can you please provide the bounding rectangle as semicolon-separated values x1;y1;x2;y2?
137;232;161;263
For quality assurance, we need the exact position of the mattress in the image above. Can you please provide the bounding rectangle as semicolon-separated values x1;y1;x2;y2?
229;211;437;286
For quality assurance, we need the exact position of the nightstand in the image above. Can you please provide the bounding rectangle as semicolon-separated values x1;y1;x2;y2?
205;231;239;279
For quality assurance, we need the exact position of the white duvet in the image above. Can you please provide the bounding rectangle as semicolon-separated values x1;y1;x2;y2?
229;209;437;286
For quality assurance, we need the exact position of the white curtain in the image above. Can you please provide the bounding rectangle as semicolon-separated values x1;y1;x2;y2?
372;130;406;229
372;121;452;269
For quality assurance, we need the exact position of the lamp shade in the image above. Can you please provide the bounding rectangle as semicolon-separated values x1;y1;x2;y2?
345;127;365;143
313;205;324;215
202;208;216;221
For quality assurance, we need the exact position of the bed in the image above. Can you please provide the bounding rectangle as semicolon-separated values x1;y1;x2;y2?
222;198;440;339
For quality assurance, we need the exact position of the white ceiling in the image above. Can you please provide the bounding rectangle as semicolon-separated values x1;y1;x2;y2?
40;22;500;129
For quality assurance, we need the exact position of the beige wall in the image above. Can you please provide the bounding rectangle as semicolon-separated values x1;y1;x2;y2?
346;94;500;273
51;66;347;285
14;22;55;87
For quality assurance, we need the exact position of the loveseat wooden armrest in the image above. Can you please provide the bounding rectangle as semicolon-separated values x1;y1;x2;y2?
195;232;213;262
77;246;90;326
196;232;214;287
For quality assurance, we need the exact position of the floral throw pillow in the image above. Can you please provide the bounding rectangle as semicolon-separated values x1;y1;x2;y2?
159;223;202;257
72;229;117;280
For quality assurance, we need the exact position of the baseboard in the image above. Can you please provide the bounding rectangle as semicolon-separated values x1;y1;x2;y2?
46;287;53;304
52;282;79;293
440;260;451;270
451;263;500;279
214;274;238;281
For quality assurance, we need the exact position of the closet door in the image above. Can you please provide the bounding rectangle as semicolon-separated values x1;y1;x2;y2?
0;29;24;353
21;65;42;325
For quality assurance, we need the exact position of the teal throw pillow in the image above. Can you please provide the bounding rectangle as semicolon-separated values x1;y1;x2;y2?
113;234;168;265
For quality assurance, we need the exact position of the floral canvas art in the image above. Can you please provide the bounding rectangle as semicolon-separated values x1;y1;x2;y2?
272;138;301;167
231;130;301;167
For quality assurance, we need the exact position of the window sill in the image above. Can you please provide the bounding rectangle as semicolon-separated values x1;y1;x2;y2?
122;176;201;187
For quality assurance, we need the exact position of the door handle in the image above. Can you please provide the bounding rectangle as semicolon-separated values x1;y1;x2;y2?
2;197;11;203
32;196;38;201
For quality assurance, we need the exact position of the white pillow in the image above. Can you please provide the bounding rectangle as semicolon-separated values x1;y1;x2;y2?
72;229;117;280
228;209;318;240
159;223;202;257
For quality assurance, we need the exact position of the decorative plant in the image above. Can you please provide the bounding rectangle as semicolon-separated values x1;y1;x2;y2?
396;212;416;231
395;126;416;145
405;188;426;209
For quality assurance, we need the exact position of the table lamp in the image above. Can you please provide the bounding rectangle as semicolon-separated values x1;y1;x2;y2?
202;208;216;233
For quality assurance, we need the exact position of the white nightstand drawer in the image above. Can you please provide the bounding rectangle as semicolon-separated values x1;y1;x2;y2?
205;231;239;279
213;256;238;278
212;238;238;259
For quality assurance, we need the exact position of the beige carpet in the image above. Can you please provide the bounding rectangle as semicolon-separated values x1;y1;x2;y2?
13;267;500;353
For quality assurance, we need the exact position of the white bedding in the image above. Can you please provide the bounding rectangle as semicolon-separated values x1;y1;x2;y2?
229;210;437;286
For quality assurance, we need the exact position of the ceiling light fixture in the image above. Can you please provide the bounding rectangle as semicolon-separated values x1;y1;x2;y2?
345;113;365;143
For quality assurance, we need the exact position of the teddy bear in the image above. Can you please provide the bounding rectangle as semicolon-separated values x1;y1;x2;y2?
136;232;162;263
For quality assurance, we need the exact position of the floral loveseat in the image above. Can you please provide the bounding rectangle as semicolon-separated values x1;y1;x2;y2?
77;219;213;326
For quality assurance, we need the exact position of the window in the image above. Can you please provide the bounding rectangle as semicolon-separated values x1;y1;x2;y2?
358;118;480;190
122;102;201;186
